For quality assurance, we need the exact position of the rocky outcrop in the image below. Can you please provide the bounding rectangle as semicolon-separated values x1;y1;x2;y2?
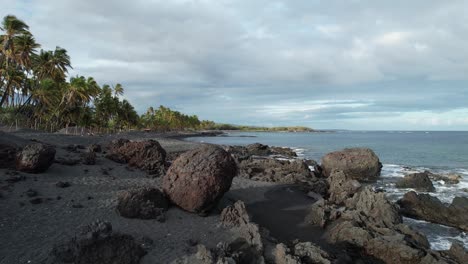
226;143;298;161
49;220;146;264
238;158;313;182
106;139;166;176
16;143;56;173
321;148;382;181
425;170;462;184
163;145;237;214
116;187;169;221
398;191;468;231
395;172;436;192
445;242;468;264
220;200;250;228
321;187;440;264
327;170;361;205
274;242;332;264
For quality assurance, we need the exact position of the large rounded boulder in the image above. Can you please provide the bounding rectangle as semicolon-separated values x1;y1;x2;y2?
16;143;56;173
162;145;237;214
321;148;382;181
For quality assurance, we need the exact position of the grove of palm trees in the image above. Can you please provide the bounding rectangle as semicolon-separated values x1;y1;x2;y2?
0;15;208;133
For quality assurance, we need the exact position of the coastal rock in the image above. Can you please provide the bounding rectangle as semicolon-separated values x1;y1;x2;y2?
220;200;250;227
106;139;166;176
321;148;382;181
116;187;169;221
87;144;102;153
81;151;96;165
162;145;237;214
55;157;81;166
226;144;298;162
293;242;332;264
344;187;402;228
398;191;468;231
327;170;361;205
270;146;298;158
247;143;272;156
238;158;314;184
425;170;462;184
446;241;468;264
395;172;436;192
304;199;341;228
16;143;56;173
49;220;146;264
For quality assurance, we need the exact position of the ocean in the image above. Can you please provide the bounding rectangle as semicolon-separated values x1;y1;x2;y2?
186;130;468;250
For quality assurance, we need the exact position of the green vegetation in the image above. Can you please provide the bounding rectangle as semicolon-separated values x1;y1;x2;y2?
0;15;313;134
200;123;314;132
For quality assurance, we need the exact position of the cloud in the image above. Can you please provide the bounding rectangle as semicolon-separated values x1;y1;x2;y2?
1;0;468;130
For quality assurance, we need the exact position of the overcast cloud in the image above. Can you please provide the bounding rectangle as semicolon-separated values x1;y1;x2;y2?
2;0;468;130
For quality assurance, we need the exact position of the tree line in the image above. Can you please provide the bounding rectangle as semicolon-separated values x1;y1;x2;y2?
0;15;314;133
0;15;214;133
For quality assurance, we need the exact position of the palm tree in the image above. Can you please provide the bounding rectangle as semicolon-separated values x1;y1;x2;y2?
32;47;71;82
0;15;31;107
113;83;124;97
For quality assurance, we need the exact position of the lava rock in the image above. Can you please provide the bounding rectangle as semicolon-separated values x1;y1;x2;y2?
395;172;436;192
116;187;169;221
398;191;468;231
321;148;382;181
327;170;361;205
106;139;166;176
82;151;96;165
16;143;56;173
56;181;71;188
49;220;146;264
163;145;237;214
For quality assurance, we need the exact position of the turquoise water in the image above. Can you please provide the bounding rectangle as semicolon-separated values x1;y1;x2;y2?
186;131;468;250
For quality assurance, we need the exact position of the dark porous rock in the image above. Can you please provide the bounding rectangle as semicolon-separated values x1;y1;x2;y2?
395;172;436;192
398;191;468;231
81;151;96;165
274;242;332;264
238;158;313;184
106;139;166;176
246;143;272;156
344;186;402;228
220;200;250;228
16;143;56;173
426;170;462;185
163;145;237;214
445;241;468;264
327;170;361;205
0;142;18;169
49;220;146;264
56;181;71;188
116;187;169;221
87;144;102;153
321;148;382;181
270;146;298;157
304;199;341;228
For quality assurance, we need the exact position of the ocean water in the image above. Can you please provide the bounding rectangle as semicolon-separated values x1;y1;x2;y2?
186;131;468;250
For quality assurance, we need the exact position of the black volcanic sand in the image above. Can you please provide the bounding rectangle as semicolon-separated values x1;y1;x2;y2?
0;130;366;264
227;185;378;263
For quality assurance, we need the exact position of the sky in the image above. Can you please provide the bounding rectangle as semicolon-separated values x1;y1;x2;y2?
2;0;468;130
